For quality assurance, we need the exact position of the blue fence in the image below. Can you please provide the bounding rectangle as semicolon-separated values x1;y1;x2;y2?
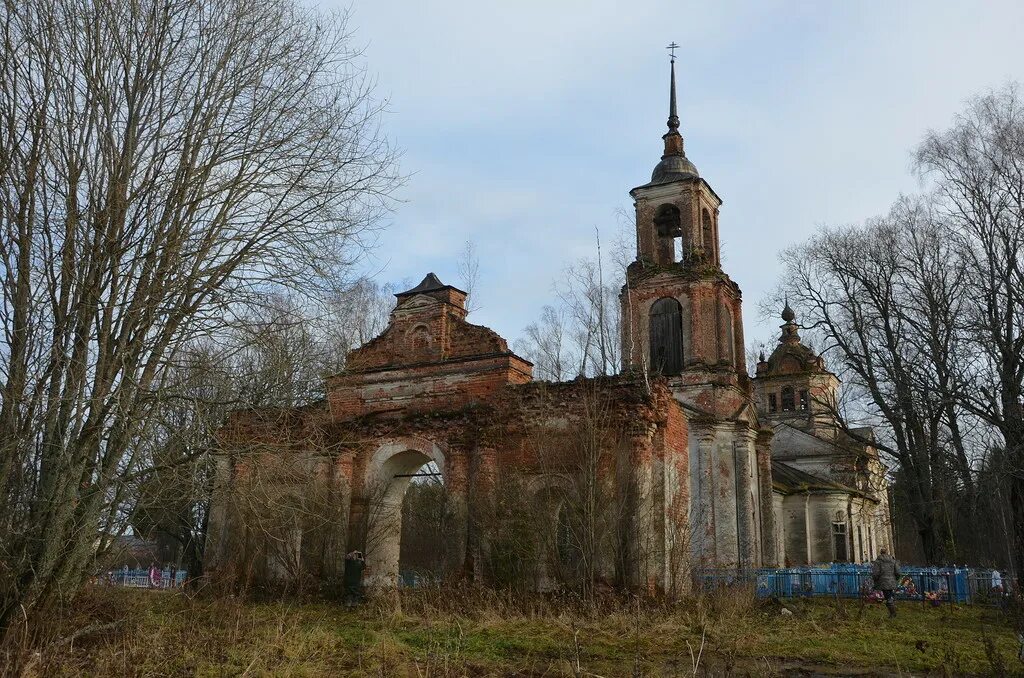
98;569;188;588
694;565;1012;605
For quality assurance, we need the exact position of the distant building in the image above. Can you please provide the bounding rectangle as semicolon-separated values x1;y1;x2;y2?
206;57;893;593
753;305;894;565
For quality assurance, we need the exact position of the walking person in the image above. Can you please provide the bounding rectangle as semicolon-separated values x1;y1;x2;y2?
872;548;901;618
343;550;366;607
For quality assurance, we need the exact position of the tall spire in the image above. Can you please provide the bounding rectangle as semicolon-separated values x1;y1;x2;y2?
667;58;679;134
662;48;683;158
646;44;699;184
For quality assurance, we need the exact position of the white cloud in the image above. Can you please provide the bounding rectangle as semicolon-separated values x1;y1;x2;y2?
333;0;1024;343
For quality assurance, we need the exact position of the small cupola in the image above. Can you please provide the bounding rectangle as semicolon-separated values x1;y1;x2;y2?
394;272;468;317
757;302;826;377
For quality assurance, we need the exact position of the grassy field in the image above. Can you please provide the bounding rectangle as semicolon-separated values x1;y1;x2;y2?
7;585;1024;676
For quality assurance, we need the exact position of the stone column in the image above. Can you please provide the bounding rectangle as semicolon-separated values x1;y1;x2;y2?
712;429;739;568
625;421;658;592
444;447;471;578
466;446;497;581
695;427;717;566
688;286;708;365
733;427;758;569
755;430;778;567
731;299;746;375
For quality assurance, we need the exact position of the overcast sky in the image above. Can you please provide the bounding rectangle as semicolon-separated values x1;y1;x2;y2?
328;0;1024;347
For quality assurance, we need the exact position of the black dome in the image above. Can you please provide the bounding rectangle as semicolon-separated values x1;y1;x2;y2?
651;153;699;183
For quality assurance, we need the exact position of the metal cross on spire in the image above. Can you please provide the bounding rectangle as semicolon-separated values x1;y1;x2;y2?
666;43;680;133
666;42;680;63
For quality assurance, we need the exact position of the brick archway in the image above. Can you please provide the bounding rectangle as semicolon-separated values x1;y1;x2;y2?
361;438;446;587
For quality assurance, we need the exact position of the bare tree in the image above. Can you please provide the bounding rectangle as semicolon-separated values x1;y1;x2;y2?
399;469;457;583
480;382;664;600
323;278;397;364
777;199;973;563
513;305;570;381
556;256;621;377
774;85;1024;572
457;240;482;313
130;290;362;579
914;83;1024;574
218;443;345;593
0;0;398;632
129;348;232;579
519;228;624;381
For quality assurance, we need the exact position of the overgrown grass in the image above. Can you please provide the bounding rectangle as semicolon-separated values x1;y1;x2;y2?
4;584;1022;676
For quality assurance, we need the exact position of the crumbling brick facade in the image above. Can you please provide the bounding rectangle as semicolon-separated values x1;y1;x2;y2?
207;59;893;593
207;275;692;593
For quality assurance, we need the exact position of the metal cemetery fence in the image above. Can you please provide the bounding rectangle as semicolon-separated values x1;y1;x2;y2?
694;565;1012;606
98;569;188;588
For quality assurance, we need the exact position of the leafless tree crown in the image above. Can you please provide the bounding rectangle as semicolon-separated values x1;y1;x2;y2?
0;0;398;631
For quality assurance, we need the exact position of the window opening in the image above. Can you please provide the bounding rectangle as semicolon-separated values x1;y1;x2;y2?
832;522;848;562
653;204;683;263
781;386;795;412
701;209;715;262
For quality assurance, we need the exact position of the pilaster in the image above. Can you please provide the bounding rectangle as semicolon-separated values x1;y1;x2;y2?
755;429;778;567
732;427;758;569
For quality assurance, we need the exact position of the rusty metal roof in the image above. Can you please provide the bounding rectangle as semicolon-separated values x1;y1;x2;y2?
394;273;465;298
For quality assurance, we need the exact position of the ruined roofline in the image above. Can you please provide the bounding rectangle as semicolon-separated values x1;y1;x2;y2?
222;398;326;421
507;372;674;398
332;350;534;377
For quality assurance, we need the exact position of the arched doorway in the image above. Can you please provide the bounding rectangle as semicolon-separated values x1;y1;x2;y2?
399;460;454;585
360;440;448;588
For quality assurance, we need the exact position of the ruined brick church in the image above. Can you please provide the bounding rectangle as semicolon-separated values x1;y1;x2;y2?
207;60;893;593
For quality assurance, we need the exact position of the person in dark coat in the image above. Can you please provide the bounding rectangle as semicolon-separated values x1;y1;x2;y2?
872;548;901;618
343;550;365;607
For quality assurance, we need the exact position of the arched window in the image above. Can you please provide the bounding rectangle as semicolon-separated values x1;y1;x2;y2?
649;298;683;375
654;204;682;237
832;521;849;562
781;386;795;411
654;204;685;262
701;209;715;262
409;325;431;352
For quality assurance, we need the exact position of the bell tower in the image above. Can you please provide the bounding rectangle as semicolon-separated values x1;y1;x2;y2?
620;57;746;395
620;52;776;570
634;59;723;271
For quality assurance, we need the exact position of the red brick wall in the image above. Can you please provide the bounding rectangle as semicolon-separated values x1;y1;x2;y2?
212;273;701;593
